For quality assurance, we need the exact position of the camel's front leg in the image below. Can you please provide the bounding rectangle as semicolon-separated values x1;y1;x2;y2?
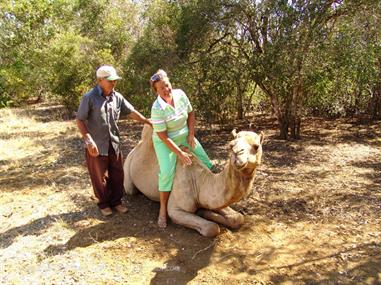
168;207;220;237
197;206;244;229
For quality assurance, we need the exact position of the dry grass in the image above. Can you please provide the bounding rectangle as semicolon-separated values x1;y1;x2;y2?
0;104;380;285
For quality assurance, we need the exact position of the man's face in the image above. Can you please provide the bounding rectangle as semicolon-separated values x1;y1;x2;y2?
99;79;117;96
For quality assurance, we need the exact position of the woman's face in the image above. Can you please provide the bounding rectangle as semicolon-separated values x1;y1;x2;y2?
155;78;172;98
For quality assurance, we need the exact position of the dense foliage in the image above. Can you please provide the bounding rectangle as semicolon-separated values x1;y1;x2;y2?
1;0;380;138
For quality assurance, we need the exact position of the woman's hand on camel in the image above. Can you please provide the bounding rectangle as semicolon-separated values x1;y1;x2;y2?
178;150;192;166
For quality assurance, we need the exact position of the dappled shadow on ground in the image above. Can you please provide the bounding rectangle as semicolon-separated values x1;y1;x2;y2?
302;117;381;146
0;130;46;141
41;194;216;285
0;190;96;248
215;226;381;285
266;242;381;285
0;208;95;249
351;160;381;185
16;103;73;122
236;171;381;226
235;196;321;223
0;134;85;192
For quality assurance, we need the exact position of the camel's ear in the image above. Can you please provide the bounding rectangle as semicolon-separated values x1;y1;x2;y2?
231;129;238;138
259;131;265;145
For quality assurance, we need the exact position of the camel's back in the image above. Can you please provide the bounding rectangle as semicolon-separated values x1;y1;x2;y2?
124;125;209;201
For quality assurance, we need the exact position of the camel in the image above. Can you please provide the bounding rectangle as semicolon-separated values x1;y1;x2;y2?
123;125;264;237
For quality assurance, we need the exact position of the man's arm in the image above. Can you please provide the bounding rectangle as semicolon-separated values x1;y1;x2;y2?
76;119;99;157
127;110;152;126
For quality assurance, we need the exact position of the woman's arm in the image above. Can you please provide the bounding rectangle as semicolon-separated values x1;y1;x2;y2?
156;131;192;166
187;111;196;149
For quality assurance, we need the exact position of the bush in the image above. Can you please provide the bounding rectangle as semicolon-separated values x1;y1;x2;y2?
44;32;116;111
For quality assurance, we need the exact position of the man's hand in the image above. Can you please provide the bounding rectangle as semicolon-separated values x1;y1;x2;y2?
146;118;153;127
128;111;152;127
85;136;99;157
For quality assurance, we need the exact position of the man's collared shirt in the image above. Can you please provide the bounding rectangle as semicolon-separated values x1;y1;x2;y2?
76;85;135;155
151;89;193;141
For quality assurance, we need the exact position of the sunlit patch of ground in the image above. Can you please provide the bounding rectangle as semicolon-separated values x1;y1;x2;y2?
0;104;380;284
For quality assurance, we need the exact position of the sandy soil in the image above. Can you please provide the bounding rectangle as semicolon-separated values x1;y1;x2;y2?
0;103;380;285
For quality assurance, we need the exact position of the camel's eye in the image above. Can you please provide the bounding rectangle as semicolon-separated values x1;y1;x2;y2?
252;145;259;151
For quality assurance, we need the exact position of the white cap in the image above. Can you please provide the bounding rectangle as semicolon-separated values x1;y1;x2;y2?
96;65;122;81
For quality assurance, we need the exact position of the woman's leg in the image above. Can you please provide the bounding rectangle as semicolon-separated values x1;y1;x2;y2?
185;138;213;169
158;192;170;228
153;140;177;227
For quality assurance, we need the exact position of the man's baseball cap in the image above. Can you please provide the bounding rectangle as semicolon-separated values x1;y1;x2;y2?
96;65;122;81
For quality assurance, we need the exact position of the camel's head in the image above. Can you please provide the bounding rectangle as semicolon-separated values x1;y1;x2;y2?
228;129;264;174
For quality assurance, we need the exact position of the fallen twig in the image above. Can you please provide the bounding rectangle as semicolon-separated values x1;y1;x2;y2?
192;241;216;260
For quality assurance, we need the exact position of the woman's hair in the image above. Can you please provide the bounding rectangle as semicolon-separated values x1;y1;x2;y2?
150;69;169;91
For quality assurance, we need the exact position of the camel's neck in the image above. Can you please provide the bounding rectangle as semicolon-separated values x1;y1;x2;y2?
198;161;256;210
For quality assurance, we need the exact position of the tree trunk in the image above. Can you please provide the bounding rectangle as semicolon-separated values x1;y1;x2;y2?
289;115;301;139
371;58;381;120
279;115;289;140
289;79;302;139
259;83;289;139
370;89;381;120
237;84;244;120
245;83;257;114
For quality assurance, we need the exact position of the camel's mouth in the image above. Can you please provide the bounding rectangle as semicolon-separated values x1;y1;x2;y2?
235;161;248;171
235;159;259;173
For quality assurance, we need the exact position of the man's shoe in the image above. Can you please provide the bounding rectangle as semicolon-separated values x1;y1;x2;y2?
100;207;113;216
114;204;128;214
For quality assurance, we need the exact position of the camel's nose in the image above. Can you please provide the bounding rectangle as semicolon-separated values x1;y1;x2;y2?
230;140;250;167
233;151;247;168
231;141;245;154
234;148;245;156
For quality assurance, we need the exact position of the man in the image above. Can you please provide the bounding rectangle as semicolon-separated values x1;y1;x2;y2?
76;65;151;216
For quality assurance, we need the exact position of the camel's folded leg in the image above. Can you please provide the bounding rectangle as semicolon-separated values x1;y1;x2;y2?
197;206;244;230
168;208;220;237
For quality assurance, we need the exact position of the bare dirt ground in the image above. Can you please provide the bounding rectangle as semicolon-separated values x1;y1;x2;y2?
0;103;380;285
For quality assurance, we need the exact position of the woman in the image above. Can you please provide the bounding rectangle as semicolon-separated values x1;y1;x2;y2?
150;69;213;228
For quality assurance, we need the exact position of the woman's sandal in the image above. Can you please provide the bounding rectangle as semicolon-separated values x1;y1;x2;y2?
157;216;167;228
